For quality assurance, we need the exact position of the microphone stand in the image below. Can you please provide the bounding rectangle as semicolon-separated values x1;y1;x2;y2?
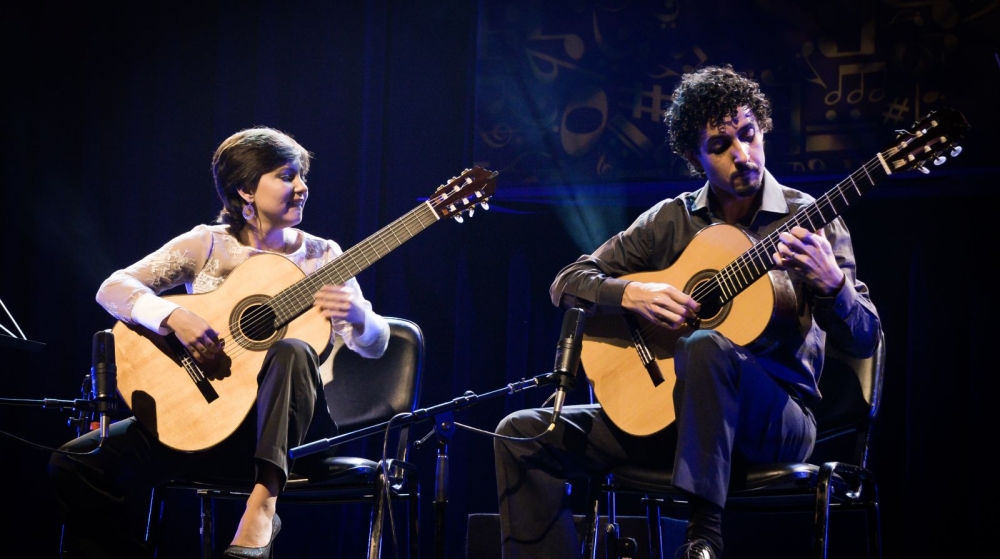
289;371;563;559
0;384;111;439
0;329;102;439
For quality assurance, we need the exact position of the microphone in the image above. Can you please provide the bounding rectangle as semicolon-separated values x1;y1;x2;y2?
548;308;586;430
90;329;117;441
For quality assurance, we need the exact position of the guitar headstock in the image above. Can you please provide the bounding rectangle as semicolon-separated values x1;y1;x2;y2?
883;107;970;175
430;166;499;223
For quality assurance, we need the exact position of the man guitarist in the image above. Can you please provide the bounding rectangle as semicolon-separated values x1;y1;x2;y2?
49;127;391;559
494;65;882;558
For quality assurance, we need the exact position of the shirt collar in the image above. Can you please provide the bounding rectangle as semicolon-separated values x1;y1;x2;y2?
690;168;790;217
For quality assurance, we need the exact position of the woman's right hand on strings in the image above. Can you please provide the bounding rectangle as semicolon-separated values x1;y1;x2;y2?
164;307;223;362
621;281;700;329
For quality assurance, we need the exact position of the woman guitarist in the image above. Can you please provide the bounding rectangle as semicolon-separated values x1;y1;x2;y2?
49;127;390;559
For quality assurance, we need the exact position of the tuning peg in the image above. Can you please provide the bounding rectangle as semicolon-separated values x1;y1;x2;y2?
933;156;947;165
481;201;490;210
454;213;464;224
951;145;962;157
468;207;475;218
916;165;930;174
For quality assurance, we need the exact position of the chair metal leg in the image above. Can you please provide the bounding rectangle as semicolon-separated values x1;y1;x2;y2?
199;494;215;559
368;466;388;559
582;480;600;559
408;480;421;559
59;524;68;557
817;462;884;559
605;487;619;559
862;471;883;559
644;497;665;559
814;462;836;559
145;487;164;556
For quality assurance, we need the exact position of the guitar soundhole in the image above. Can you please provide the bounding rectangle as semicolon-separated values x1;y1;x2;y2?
685;271;731;330
231;295;288;351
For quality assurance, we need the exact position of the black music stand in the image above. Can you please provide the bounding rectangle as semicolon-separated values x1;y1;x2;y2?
0;333;46;352
0;295;46;352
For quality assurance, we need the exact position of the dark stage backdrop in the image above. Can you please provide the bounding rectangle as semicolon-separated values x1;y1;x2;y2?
2;1;998;558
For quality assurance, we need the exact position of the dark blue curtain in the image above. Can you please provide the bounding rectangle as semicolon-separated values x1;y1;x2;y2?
2;1;998;558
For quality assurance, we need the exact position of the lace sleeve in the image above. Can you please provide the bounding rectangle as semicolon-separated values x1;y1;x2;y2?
335;277;391;359
96;225;214;323
308;236;390;359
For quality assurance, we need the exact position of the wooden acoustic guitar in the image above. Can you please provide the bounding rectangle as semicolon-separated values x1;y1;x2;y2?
581;108;969;436
112;167;498;451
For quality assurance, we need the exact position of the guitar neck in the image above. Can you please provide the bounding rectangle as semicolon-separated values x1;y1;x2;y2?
702;154;889;307
269;201;439;326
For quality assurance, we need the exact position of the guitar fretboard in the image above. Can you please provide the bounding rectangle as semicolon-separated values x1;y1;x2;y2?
695;154;889;307
267;202;439;326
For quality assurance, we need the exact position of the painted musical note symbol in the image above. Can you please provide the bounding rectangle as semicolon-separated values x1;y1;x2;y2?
526;28;586;82
823;62;886;106
560;85;608;156
797;42;827;88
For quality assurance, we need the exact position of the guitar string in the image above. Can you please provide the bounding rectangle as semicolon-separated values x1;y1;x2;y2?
259;169;489;336
183;176;484;369
206;203;438;364
267;170;485;324
702;152;886;303
716;128;947;304
628;113;954;353
632;151;892;342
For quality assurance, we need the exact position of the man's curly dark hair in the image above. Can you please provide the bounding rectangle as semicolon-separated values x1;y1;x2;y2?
663;64;773;176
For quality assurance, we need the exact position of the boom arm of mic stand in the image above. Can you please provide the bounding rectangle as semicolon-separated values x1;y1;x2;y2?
0;397;97;411
289;374;550;460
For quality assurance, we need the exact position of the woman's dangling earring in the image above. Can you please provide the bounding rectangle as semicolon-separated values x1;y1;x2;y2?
242;202;255;221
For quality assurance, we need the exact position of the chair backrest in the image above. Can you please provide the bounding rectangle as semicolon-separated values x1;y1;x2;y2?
322;317;425;435
806;329;886;467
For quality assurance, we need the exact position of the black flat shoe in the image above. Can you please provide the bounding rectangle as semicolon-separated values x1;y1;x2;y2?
223;514;281;559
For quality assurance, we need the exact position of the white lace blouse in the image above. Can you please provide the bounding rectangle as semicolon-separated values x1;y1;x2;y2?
96;224;390;358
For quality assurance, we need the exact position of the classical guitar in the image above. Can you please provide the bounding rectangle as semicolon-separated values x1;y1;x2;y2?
113;167;499;451
582;108;969;436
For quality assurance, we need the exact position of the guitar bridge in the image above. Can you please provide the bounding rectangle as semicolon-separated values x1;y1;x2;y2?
624;315;665;387
166;334;220;403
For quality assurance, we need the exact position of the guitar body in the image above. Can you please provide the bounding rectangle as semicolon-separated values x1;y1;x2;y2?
581;223;797;436
109;165;501;451
113;253;332;452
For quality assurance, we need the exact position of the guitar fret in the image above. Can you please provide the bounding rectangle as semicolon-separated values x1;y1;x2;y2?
400;216;415;237
861;163;875;185
804;207;819;230
357;246;373;267
751;251;767;276
267;179;490;327
377;231;394;255
345;249;365;277
723;269;737;293
736;259;750;287
819;197;835;225
842;179;855;202
827;196;839;218
715;271;730;299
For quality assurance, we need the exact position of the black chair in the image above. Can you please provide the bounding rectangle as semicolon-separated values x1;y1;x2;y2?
145;317;425;559
584;330;886;559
